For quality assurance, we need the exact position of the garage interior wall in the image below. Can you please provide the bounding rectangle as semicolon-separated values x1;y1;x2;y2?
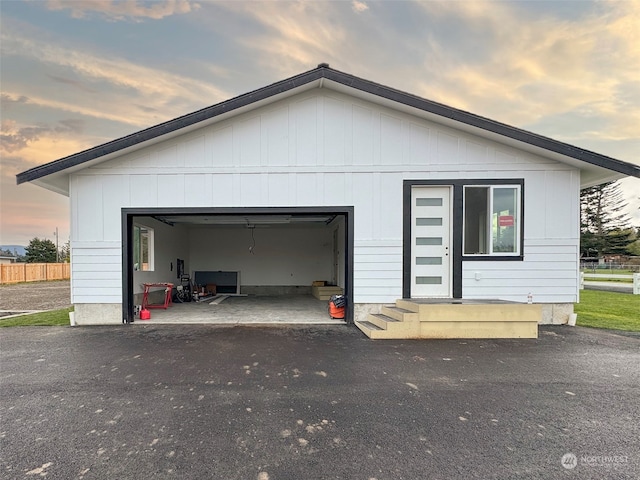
335;217;346;289
132;216;190;303
189;224;337;291
131;215;346;305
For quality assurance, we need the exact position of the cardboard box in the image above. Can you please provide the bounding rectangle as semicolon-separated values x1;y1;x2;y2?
312;281;326;287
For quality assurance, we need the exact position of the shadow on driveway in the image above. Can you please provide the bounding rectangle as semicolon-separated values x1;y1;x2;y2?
1;324;638;479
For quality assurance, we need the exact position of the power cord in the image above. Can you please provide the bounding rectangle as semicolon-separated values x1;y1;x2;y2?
248;226;256;254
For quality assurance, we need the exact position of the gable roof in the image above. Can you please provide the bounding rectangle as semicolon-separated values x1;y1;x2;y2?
17;63;640;193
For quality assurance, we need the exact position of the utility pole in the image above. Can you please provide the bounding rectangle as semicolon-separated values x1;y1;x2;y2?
54;227;59;262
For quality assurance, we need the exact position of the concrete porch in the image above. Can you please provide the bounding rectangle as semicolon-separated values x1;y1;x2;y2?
355;298;541;339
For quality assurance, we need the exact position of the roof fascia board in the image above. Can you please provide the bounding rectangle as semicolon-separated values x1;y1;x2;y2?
17;65;639;185
319;71;639;178
16;71;324;185
31;82;322;183
321;80;637;184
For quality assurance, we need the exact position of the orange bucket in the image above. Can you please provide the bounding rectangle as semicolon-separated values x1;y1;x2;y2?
328;302;345;319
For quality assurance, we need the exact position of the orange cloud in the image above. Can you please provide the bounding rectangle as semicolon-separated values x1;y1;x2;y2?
0;120;96;170
1;31;231;127
0;178;70;245
352;1;369;13
46;0;200;21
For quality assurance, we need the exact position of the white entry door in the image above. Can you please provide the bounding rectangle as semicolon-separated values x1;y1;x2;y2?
411;186;452;297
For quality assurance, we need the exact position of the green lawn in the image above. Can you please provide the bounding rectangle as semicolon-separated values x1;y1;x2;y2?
575;290;640;332
0;307;73;327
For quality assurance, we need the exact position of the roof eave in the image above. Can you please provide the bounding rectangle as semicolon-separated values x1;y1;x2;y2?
16;64;640;185
319;70;640;178
16;68;326;186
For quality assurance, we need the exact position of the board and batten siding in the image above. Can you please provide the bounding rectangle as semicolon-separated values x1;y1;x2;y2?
69;89;580;305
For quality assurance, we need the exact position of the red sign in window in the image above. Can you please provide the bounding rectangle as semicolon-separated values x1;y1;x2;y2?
499;215;514;227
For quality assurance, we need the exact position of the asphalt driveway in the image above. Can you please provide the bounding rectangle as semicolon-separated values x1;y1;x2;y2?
1;324;638;479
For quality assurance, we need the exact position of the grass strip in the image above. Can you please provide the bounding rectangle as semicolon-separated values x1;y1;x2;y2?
0;307;73;327
575;290;640;332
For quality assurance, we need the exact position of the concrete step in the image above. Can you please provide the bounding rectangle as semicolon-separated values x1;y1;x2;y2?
367;313;401;330
381;305;419;322
355;320;415;340
355;320;385;339
395;298;421;313
365;312;421;338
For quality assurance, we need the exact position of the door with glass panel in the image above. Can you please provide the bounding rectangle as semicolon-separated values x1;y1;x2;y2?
411;186;452;297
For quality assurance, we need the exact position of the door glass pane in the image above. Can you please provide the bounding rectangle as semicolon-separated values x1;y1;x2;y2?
416;257;442;265
416;237;442;245
492;188;517;253
416;218;443;226
416;198;443;206
463;187;489;254
416;276;442;284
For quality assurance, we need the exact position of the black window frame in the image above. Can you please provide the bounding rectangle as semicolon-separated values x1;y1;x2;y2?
403;179;524;299
462;183;523;258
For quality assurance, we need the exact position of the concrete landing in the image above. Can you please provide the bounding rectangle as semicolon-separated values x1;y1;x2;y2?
356;299;540;339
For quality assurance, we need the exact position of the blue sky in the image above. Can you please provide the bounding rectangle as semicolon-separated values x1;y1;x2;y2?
1;0;639;245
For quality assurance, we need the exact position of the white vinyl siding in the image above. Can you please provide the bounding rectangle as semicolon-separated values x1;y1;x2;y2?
353;244;402;303
71;242;122;304
462;240;579;303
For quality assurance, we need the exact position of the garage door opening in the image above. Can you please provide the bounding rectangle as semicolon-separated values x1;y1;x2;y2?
122;207;353;324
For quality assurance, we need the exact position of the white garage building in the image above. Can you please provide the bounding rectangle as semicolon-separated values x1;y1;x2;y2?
17;64;640;338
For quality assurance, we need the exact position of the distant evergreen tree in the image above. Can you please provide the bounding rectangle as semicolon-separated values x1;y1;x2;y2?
59;240;71;263
605;228;635;256
580;181;632;257
25;238;58;263
627;227;640;256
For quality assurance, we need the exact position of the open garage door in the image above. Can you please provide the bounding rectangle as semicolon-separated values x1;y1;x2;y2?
121;207;353;324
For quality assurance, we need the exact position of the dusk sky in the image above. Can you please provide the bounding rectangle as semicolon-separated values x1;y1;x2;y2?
1;0;639;247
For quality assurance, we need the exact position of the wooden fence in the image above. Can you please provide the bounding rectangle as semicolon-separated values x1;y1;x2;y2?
0;263;71;284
